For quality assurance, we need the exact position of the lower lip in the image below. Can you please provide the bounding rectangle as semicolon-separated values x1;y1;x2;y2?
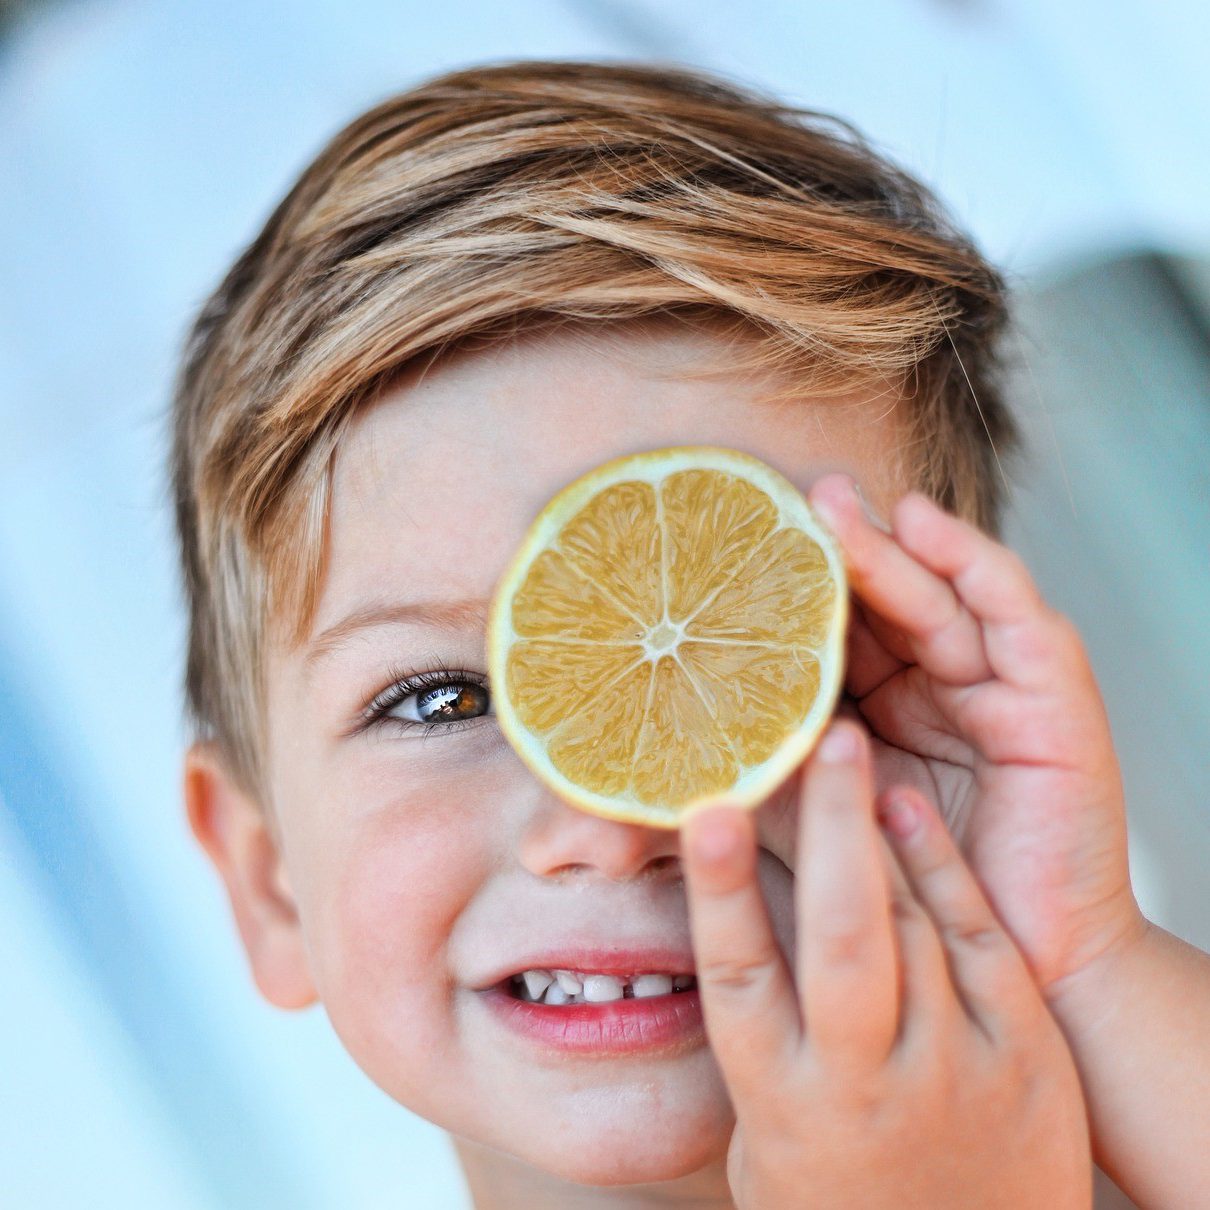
480;985;706;1056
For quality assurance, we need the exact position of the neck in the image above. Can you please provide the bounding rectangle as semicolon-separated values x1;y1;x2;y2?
452;1135;736;1210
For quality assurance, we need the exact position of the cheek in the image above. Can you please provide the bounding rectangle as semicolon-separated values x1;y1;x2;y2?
303;799;485;1073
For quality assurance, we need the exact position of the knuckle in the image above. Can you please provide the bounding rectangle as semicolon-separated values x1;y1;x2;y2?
999;547;1036;591
912;850;954;891
1023;609;1083;664
828;1066;894;1125
700;948;782;995
1009;619;1057;665
841;1081;886;1124
1045;607;1081;646
999;546;1026;576
1046;610;1093;672
958;684;1039;750
815;923;872;967
889;889;925;926
961;681;1093;763
918;588;961;641
917;1043;961;1109
994;1030;1044;1092
940;919;1007;953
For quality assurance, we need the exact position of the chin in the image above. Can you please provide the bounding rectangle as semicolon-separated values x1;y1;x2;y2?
506;1074;735;1187
532;1124;731;1187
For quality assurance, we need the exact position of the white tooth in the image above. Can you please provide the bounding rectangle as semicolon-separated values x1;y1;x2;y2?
673;974;695;990
522;969;554;1000
583;974;625;1003
632;973;674;998
544;982;571;1005
555;970;583;994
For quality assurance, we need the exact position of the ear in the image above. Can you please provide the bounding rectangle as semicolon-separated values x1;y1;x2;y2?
184;741;317;1010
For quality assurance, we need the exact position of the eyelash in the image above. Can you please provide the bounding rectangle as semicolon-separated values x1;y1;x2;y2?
359;659;492;739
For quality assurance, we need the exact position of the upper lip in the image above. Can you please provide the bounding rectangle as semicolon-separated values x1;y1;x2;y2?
471;945;697;991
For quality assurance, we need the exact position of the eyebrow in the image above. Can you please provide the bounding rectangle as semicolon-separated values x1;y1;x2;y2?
304;596;491;670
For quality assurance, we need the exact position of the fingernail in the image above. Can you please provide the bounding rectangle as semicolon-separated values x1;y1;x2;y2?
811;494;840;530
853;481;893;534
877;794;919;839
817;725;859;763
809;474;854;520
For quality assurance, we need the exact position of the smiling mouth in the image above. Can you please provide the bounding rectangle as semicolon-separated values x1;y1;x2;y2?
506;968;698;1006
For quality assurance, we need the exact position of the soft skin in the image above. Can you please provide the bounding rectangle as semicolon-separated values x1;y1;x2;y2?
186;321;917;1206
793;479;1210;1209
183;317;1137;1205
681;721;1091;1209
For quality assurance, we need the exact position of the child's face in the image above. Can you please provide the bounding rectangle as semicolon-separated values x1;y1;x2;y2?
260;321;907;1186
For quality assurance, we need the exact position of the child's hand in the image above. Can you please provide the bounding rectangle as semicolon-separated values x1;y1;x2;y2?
787;475;1149;999
682;720;1091;1210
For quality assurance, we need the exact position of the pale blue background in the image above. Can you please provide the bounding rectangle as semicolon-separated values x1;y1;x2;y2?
1;1;1207;1206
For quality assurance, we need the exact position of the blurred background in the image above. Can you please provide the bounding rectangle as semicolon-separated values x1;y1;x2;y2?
1;1;1207;1206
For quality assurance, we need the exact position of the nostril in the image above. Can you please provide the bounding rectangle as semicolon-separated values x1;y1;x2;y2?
546;855;678;882
549;862;592;878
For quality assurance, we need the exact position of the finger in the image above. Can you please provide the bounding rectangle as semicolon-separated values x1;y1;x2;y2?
892;493;1042;627
875;821;957;1052
891;493;1088;692
875;785;1041;1040
842;610;977;767
752;690;882;874
681;804;802;1099
845;597;909;698
858;666;977;769
941;676;1112;769
859;599;918;667
798;721;898;1068
811;474;992;686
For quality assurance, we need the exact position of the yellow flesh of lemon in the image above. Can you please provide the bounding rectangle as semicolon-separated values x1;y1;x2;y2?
487;446;847;828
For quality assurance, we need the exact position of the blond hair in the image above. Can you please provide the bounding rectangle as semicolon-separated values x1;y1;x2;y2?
170;60;1017;801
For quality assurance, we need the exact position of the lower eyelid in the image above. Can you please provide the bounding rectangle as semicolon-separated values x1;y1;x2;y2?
375;714;497;744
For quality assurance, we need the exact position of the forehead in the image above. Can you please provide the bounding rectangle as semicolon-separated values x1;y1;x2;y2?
312;323;904;640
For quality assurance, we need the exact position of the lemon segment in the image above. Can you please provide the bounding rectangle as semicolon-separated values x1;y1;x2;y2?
487;445;848;828
662;469;779;619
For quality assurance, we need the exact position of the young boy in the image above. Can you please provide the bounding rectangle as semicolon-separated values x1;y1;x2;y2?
171;62;1210;1207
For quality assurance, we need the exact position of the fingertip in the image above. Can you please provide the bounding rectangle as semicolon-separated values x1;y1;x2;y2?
811;718;869;768
816;721;862;764
875;788;922;840
810;470;858;500
893;497;970;573
808;472;859;529
682;804;753;880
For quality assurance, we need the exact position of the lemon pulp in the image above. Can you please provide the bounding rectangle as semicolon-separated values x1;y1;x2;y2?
487;446;847;828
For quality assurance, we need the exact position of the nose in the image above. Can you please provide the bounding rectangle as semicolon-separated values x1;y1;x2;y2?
518;793;683;883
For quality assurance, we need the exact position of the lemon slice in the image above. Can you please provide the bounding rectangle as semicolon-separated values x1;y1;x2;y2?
487;446;847;828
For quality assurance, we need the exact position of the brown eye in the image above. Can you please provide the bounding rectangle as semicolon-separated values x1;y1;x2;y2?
395;681;491;725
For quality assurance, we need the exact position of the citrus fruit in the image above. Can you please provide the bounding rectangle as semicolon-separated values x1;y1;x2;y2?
487;445;848;828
